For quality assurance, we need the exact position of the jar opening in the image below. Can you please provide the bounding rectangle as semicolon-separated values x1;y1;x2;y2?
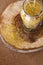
23;0;42;17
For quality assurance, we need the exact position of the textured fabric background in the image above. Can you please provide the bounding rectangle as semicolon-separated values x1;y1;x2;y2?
0;0;43;65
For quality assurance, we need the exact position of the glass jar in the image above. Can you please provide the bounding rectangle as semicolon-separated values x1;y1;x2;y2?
20;0;43;31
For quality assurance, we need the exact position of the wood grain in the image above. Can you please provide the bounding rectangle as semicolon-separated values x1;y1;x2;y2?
0;0;43;65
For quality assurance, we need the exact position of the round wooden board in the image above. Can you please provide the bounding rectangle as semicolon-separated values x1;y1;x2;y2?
0;0;43;50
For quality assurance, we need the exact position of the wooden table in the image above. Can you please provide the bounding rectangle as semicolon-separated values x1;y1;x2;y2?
0;0;43;65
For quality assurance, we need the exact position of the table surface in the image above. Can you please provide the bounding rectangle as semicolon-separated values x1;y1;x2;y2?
0;0;43;65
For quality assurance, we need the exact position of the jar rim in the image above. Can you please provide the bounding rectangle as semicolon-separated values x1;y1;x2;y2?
23;0;42;18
